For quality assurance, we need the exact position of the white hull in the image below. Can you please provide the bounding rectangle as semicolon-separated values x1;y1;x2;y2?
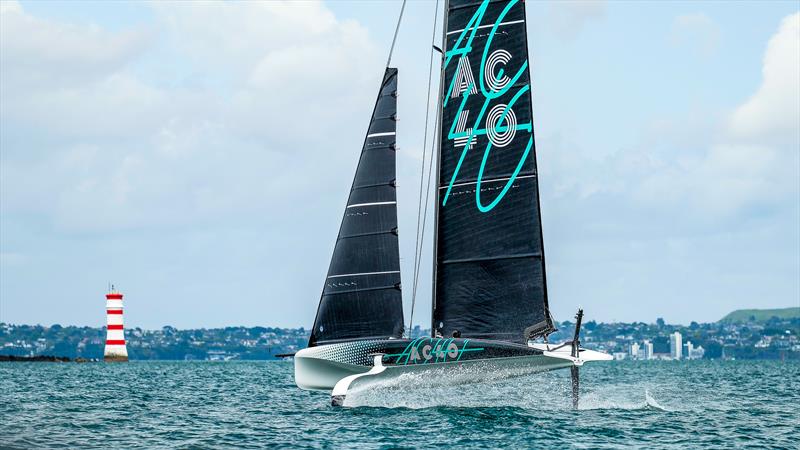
295;340;611;392
295;351;370;391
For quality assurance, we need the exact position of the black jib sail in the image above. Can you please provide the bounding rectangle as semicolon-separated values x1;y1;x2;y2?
309;68;404;347
432;0;554;342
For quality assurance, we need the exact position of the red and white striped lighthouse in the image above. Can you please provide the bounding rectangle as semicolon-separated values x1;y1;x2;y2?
104;286;128;362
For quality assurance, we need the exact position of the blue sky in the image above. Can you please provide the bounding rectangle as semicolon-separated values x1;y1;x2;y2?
1;0;798;329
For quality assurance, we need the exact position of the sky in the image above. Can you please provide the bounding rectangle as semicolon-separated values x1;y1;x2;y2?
1;0;798;330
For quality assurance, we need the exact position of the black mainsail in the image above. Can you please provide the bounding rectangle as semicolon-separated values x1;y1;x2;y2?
432;0;554;342
309;68;404;346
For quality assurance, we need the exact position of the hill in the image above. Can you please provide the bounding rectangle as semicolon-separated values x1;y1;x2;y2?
719;307;800;323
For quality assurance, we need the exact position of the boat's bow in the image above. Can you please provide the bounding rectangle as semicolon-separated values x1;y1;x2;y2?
331;354;387;406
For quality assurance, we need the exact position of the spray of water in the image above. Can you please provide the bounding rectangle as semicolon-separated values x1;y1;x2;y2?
342;366;673;411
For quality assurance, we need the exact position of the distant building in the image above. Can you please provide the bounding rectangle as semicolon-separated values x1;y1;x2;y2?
670;331;683;360
685;341;705;359
207;350;231;361
642;340;653;360
630;342;640;359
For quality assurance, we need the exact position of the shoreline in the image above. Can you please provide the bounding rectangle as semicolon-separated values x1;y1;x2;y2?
0;355;98;363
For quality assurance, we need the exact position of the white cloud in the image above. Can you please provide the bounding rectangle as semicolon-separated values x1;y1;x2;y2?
152;1;341;77
670;13;721;57
0;0;390;327
2;2;797;327
0;0;382;233
689;12;799;215
0;0;152;91
551;11;799;222
729;12;800;142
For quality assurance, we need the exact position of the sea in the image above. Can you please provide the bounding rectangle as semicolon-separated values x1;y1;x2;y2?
1;360;798;449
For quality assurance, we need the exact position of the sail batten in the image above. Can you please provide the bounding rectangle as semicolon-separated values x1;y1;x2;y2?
432;0;554;343
437;172;536;189
309;68;404;347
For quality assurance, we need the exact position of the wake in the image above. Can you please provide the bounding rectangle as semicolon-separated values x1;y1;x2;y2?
341;368;672;411
576;389;669;411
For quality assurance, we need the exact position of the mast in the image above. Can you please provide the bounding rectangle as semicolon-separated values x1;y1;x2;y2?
431;0;555;343
521;0;553;334
430;0;450;337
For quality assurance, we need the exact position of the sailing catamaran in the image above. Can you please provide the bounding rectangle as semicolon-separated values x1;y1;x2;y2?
294;0;611;407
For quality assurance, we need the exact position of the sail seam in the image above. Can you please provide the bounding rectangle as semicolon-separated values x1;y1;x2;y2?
327;271;401;278
367;132;396;138
346;201;396;208
324;285;401;296
359;145;396;153
437;173;537;189
448;0;507;12
446;19;524;35
442;252;542;265
352;181;395;190
337;230;398;240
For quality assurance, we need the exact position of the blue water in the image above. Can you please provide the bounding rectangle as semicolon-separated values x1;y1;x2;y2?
1;360;798;448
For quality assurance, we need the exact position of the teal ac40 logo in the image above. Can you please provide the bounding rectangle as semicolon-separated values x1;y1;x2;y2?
442;0;533;213
385;337;484;365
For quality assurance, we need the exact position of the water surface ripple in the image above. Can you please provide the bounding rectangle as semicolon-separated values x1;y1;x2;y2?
1;360;798;448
